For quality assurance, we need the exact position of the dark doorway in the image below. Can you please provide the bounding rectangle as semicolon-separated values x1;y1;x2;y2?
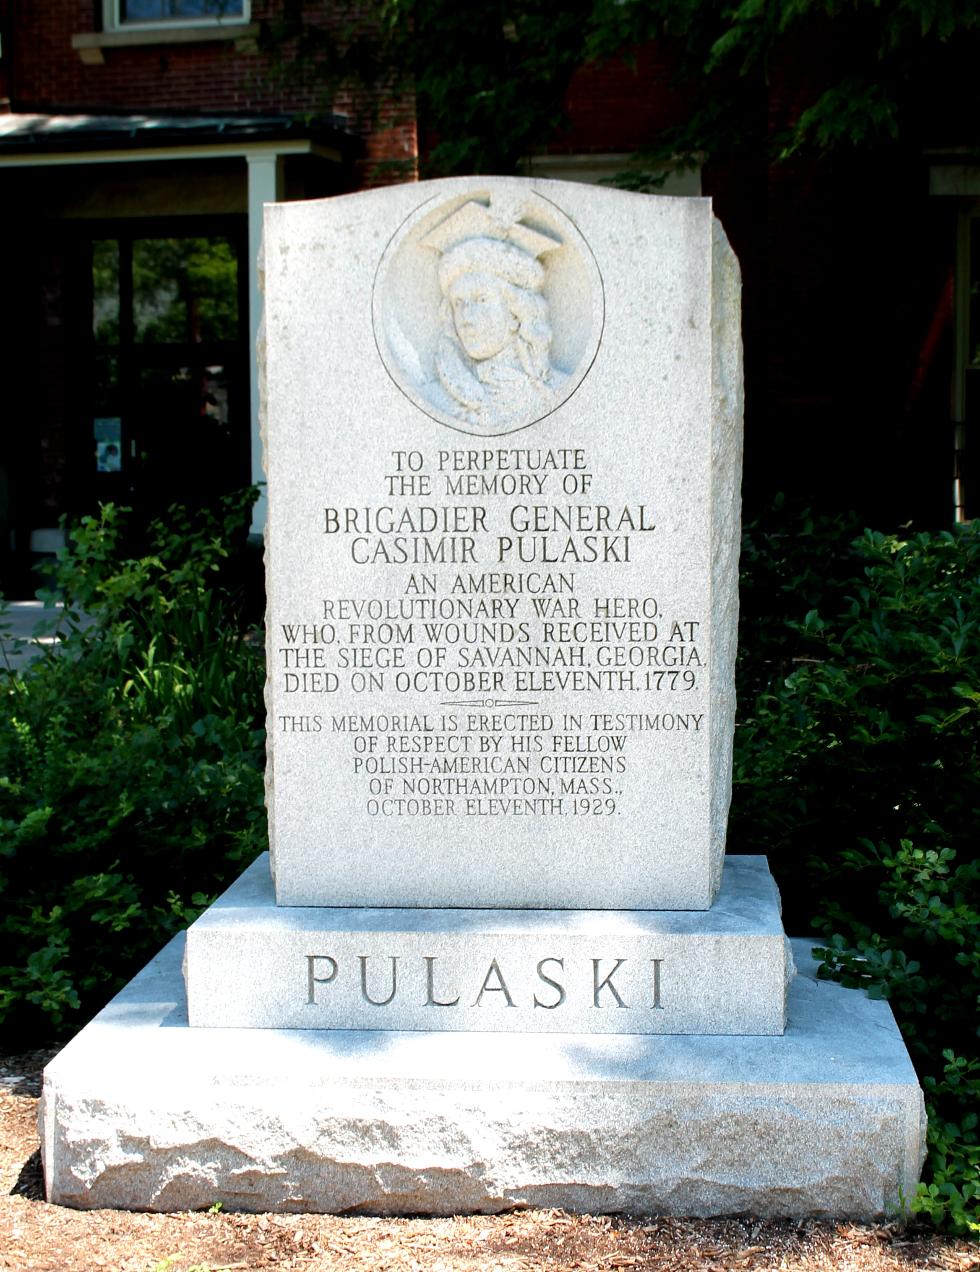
75;217;250;537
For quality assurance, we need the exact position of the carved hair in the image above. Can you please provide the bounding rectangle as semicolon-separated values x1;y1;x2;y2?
435;266;555;419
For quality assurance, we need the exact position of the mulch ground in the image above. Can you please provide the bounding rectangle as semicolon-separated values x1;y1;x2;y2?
2;1048;977;1272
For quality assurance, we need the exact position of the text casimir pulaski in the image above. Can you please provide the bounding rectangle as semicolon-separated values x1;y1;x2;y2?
323;444;655;566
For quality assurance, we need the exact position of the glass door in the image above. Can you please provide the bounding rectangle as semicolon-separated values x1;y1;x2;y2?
82;219;248;533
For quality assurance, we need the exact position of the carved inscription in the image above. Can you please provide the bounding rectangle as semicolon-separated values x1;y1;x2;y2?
305;953;666;1014
276;445;707;820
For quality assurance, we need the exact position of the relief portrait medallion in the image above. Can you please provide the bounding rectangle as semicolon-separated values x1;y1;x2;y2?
372;187;605;436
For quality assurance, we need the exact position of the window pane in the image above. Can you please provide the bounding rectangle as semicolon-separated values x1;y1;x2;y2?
137;363;231;431
93;354;120;414
136;363;238;508
202;363;231;428
121;0;244;20
133;237;238;344
172;0;244;13
92;240;120;347
121;0;164;18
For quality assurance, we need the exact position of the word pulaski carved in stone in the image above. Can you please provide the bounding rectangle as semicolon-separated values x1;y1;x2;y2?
305;953;665;1011
184;855;798;1036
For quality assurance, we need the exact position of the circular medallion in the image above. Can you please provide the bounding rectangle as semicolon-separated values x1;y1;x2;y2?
372;186;604;436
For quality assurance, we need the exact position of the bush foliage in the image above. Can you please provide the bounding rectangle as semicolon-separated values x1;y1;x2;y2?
0;495;976;1232
0;493;266;1037
732;505;980;1235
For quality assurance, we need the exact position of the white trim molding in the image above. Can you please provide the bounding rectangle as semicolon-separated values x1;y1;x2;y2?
72;3;254;63
73;23;257;64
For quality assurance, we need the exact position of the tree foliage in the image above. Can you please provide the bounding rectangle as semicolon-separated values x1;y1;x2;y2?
261;0;980;179
586;0;979;167
262;0;594;175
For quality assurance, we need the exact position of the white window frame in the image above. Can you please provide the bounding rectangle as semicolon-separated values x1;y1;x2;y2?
102;0;250;32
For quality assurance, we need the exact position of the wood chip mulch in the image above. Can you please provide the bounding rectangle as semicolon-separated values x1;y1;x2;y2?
2;1048;977;1272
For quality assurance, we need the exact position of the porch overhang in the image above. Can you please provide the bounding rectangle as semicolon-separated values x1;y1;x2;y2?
0;112;359;535
0;111;357;167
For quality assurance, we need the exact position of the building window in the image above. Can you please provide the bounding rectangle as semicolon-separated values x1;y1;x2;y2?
104;0;248;29
83;226;249;521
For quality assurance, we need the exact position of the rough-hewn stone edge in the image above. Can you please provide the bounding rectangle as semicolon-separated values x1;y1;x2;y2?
708;214;744;902
260;203;277;888
41;939;924;1218
40;1078;924;1219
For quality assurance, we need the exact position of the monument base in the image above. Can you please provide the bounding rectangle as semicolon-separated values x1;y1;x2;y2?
184;854;793;1035
40;936;924;1218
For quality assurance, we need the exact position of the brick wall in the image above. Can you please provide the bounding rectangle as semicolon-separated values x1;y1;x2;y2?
9;1;417;182
558;42;697;155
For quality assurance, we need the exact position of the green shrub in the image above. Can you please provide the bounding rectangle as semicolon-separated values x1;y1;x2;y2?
913;1051;980;1233
733;508;980;1235
734;519;980;895
0;493;267;1038
3;492;977;1232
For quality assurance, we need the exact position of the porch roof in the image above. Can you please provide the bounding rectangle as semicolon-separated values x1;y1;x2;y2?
0;111;357;161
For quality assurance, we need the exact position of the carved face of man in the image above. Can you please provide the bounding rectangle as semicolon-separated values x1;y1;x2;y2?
447;272;518;362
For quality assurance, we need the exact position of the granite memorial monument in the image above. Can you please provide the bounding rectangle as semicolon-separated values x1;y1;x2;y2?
39;177;925;1217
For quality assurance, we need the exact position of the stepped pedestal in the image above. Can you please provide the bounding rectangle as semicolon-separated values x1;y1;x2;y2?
184;854;793;1035
41;898;924;1216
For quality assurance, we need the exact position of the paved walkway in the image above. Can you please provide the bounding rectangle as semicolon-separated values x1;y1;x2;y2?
0;601;93;673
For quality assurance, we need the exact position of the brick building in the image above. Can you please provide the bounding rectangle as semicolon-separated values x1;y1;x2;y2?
0;2;977;591
0;1;416;589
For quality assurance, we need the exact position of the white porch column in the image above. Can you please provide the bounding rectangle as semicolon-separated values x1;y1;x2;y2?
246;152;284;536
